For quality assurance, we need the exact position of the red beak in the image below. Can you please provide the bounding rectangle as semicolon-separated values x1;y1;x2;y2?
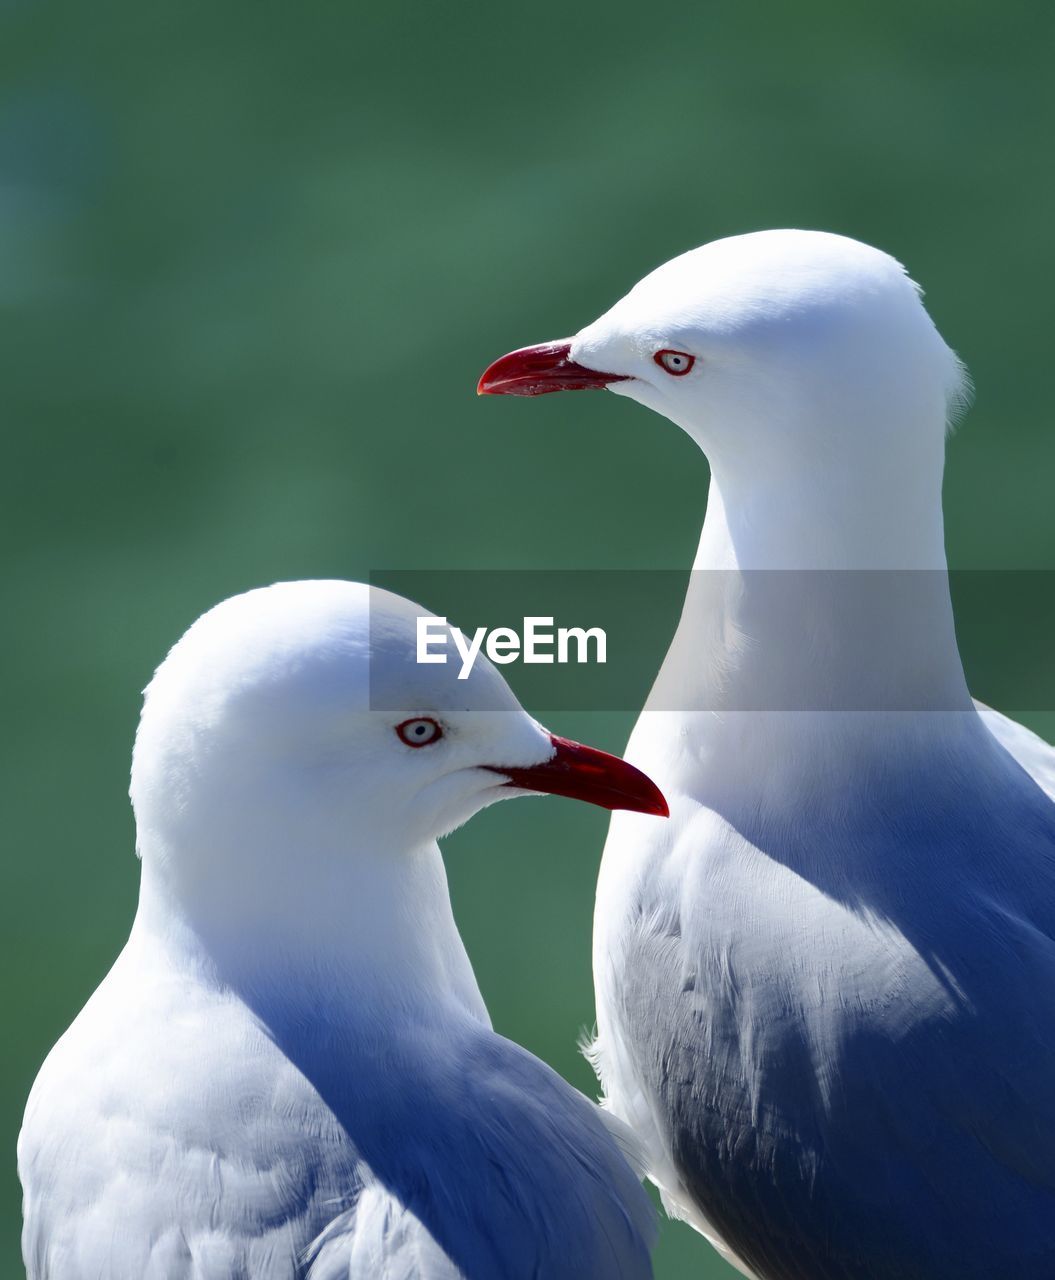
477;340;629;397
488;734;668;817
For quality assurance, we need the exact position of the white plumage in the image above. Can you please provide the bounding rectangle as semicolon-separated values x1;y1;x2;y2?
481;230;1055;1279
19;580;658;1280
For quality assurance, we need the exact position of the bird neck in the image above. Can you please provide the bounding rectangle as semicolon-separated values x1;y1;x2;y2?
131;830;488;1027
648;441;976;787
699;421;951;571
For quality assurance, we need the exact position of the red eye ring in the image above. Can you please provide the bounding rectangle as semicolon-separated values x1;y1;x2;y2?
396;717;444;748
654;349;695;376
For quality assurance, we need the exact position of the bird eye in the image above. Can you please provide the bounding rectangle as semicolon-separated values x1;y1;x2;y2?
396;717;443;748
654;349;695;376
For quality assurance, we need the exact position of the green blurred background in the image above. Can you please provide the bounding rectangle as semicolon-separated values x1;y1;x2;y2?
3;2;1054;1275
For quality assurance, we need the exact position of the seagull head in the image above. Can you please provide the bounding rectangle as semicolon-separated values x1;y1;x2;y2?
130;581;666;899
479;230;967;488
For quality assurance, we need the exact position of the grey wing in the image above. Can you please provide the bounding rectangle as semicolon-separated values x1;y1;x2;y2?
305;1186;465;1280
307;1029;656;1280
618;798;1055;1280
468;1033;658;1280
619;903;1055;1280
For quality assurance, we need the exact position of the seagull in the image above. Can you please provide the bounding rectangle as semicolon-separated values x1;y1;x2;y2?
479;230;1055;1280
19;580;665;1280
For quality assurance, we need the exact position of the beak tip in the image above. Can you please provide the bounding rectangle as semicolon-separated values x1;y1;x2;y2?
629;784;669;820
651;794;671;819
476;362;505;396
489;735;668;820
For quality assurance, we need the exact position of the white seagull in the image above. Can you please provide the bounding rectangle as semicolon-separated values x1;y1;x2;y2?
479;230;1055;1279
19;580;665;1280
